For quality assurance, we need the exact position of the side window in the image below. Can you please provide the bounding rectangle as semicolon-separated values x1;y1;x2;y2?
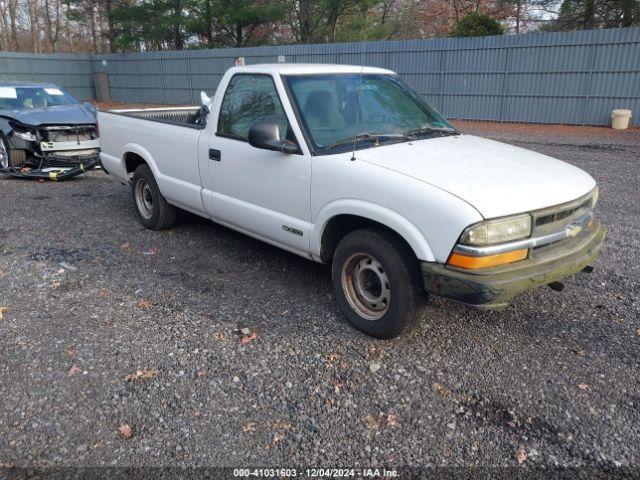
217;74;289;141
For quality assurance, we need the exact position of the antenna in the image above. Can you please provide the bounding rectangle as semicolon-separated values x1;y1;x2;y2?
350;10;368;162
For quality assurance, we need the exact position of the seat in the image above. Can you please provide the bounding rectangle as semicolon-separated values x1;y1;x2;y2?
302;90;346;147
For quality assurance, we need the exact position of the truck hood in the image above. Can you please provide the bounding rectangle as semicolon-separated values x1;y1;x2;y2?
357;134;596;219
1;104;97;127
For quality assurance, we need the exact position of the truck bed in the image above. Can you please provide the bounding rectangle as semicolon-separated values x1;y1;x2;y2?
105;106;204;129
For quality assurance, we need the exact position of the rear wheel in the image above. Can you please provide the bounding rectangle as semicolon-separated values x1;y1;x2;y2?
0;135;26;168
131;164;176;230
331;228;427;339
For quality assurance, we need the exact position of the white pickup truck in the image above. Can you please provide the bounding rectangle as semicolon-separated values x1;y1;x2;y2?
98;64;605;338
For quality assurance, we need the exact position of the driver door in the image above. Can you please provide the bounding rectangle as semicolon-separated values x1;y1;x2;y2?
204;73;312;256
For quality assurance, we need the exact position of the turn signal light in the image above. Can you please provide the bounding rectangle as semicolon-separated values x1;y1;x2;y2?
448;249;528;269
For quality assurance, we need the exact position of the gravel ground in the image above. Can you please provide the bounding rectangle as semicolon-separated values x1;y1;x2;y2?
1;123;639;471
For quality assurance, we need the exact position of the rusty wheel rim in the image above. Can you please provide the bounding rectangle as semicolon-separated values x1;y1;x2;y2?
341;253;390;321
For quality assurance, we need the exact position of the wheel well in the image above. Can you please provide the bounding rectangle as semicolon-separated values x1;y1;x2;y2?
123;152;147;174
320;214;418;264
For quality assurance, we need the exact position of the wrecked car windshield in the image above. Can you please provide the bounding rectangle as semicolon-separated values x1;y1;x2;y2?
284;73;455;153
0;86;78;110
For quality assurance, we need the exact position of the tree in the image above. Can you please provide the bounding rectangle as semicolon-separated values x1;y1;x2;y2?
546;0;639;30
451;12;504;35
210;0;289;47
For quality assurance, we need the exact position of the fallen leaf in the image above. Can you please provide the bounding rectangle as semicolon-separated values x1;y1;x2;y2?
65;346;76;357
243;421;256;433
98;289;110;298
326;353;340;362
68;365;82;376
573;349;587;357
333;382;343;393
212;332;224;341
577;383;590;391
362;414;381;432
195;369;207;377
125;369;159;382
142;246;158;255
266;420;291;430
516;447;527;464
51;281;62;289
240;332;258;345
119;242;134;252
386;413;398;427
273;432;285;443
0;307;9;320
435;383;453;398
118;423;133;439
369;345;385;359
636;329;640;337
137;299;153;309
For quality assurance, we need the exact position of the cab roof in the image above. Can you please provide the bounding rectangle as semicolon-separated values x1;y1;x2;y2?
229;63;395;76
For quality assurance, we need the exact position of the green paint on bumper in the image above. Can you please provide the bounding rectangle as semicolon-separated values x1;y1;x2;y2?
421;222;606;311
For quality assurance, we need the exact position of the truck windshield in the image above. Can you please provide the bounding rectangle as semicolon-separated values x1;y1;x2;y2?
284;73;455;153
0;86;78;111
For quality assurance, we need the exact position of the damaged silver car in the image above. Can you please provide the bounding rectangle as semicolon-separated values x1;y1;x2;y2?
0;82;100;180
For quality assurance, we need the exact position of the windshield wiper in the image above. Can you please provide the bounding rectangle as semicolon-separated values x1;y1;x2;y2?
321;132;410;151
404;124;458;137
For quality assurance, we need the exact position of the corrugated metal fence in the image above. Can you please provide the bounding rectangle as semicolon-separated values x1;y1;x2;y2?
2;27;639;125
0;51;95;101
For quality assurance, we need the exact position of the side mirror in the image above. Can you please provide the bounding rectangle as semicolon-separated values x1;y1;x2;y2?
248;120;298;154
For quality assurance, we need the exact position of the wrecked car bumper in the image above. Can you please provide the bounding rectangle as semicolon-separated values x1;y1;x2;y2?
421;221;606;311
0;155;100;180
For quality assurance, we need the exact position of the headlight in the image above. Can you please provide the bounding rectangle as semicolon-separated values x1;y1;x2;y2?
12;127;37;142
461;214;532;246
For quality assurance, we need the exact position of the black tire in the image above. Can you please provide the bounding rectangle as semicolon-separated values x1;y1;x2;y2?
331;227;427;339
131;164;176;230
0;135;26;168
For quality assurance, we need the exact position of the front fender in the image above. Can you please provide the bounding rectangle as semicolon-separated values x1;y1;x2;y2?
311;199;436;262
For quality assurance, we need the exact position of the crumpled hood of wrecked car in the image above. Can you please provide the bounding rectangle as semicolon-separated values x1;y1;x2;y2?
356;134;596;219
3;104;96;127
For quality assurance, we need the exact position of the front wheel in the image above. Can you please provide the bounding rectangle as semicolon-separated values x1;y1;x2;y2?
131;164;176;230
331;228;427;339
0;135;26;168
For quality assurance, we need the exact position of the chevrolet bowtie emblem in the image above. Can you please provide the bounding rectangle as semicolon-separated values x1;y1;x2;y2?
566;224;582;238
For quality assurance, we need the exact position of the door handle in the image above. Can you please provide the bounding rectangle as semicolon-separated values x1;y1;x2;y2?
209;149;221;161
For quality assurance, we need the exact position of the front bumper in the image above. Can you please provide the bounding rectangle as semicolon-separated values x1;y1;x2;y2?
421;222;606;310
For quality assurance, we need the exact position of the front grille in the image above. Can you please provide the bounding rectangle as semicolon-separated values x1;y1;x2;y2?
528;188;597;255
534;198;592;228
